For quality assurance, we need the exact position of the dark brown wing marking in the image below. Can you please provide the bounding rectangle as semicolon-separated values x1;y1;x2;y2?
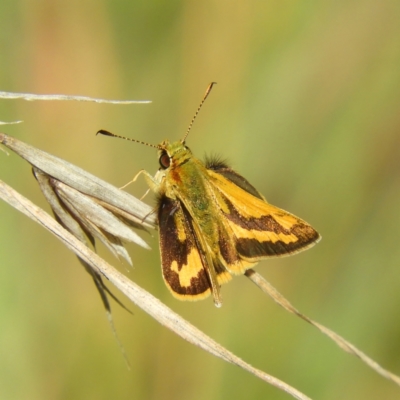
158;195;212;300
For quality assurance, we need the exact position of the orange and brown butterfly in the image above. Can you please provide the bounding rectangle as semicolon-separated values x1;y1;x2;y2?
97;83;320;307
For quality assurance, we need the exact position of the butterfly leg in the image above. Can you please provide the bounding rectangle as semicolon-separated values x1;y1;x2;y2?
120;169;164;192
142;169;165;193
120;169;148;190
139;188;151;201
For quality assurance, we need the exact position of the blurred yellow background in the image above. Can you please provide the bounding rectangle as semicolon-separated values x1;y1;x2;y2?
1;1;400;399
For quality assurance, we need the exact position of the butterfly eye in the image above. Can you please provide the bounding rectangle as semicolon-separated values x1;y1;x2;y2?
159;152;170;169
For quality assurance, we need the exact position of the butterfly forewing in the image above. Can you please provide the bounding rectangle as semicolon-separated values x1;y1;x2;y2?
206;168;320;272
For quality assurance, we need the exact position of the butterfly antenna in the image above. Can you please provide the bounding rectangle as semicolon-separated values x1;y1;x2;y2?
181;82;216;144
97;130;161;149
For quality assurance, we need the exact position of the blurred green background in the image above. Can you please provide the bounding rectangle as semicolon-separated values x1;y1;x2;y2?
1;1;400;399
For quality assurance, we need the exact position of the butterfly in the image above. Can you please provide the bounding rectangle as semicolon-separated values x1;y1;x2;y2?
98;83;320;307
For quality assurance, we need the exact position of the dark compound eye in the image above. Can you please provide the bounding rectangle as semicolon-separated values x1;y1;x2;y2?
159;152;170;169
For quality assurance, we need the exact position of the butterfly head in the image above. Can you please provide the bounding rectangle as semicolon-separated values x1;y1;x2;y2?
157;140;192;170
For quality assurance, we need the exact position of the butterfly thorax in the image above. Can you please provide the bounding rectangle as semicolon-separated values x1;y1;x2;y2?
159;140;219;245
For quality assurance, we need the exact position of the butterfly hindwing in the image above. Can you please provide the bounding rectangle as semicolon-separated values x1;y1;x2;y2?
205;156;265;200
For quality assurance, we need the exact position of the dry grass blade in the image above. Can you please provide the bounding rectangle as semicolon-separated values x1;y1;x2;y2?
0;179;312;400
55;181;145;243
34;168;131;264
0;120;23;125
0;133;156;231
34;169;92;245
0;91;150;104
245;269;400;387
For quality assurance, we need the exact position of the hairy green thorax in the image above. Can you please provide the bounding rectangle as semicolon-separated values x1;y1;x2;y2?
159;140;214;220
159;141;221;253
